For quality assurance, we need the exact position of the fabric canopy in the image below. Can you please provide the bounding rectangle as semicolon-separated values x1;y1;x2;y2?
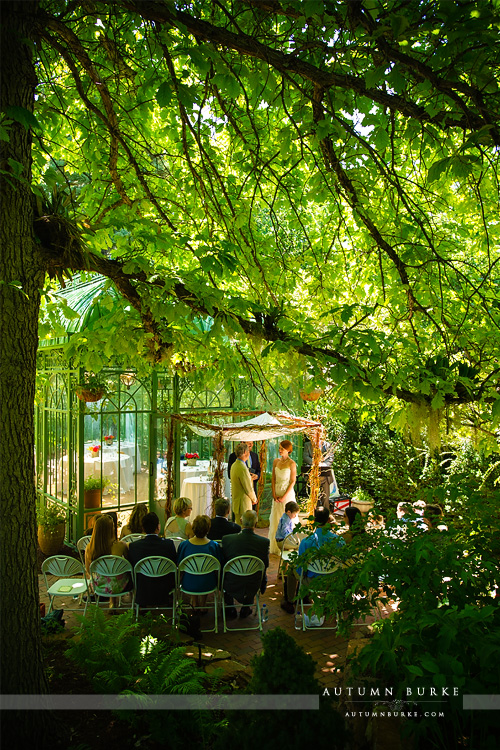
177;411;322;442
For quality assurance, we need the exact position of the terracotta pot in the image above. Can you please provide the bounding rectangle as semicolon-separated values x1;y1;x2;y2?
76;387;105;403
299;387;324;401
84;488;102;509
38;522;65;556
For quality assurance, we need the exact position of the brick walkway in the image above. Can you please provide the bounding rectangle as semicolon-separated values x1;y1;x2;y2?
39;528;386;688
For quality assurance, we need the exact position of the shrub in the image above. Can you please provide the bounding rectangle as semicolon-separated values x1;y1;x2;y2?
215;628;346;750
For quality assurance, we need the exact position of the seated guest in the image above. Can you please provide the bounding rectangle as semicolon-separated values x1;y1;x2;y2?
84;512;100;537
177;515;222;611
208;497;241;540
85;514;131;607
282;506;345;618
343;506;366;544
164;497;193;539
120;503;148;539
423;504;446;530
275;500;300;550
367;511;385;530
395;501;428;533
128;512;177;608
221;510;270;619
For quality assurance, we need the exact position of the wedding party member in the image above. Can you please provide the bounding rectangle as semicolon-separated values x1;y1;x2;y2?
230;443;257;519
268;440;297;555
303;434;334;508
164;496;193;539
228;440;261;507
207;497;241;540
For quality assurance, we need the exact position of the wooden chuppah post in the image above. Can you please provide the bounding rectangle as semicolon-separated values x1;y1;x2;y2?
211;429;224;516
307;427;322;516
256;439;267;515
165;416;175;520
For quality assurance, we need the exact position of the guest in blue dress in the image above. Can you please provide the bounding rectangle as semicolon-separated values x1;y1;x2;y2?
177;515;222;611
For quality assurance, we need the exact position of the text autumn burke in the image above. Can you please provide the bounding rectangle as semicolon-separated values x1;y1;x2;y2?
322;687;460;697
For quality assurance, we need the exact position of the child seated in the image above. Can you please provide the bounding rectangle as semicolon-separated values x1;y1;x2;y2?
275;501;300;550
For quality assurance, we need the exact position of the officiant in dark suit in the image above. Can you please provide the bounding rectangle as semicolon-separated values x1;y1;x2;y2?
228;440;261;509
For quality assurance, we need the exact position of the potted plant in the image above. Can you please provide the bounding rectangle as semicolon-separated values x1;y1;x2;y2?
103;434;115;446
83;474;110;509
87;443;101;458
37;502;66;556
351;487;374;514
76;372;107;403
186;452;199;466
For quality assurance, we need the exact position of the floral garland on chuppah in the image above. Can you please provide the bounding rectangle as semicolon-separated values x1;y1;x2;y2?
166;410;325;516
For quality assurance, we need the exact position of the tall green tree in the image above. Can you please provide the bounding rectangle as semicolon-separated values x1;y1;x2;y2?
1;1;499;740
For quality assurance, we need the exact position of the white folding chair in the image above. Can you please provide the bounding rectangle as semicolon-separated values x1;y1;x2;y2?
167;536;185;552
221;555;265;633
177;554;221;633
277;531;305;580
76;535;92;566
297;557;343;631
133;556;177;623
89;555;134;612
42;555;90;616
121;533;146;544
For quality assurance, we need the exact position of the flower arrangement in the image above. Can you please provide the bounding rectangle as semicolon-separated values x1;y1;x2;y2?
186;453;199;459
185;451;199;466
88;444;101;456
104;434;115;444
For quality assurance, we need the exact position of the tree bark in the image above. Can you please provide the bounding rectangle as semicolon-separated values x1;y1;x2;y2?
0;1;49;743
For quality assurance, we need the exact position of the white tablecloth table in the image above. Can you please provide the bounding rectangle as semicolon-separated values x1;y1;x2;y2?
85;441;141;474
180;473;232;517
59;451;134;493
179;460;210;486
180;477;213;517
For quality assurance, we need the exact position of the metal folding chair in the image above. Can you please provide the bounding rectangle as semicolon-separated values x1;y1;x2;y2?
42;555;90;616
221;555;265;632
296;557;343;631
76;535;92;566
89;555;134;613
133;556;177;623
177;554;220;633
121;533;146;544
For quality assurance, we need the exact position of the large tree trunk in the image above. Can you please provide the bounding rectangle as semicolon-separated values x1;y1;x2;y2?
0;1;49;743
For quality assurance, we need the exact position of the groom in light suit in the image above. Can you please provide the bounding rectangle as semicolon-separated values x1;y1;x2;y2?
228;440;261;510
230;442;257;520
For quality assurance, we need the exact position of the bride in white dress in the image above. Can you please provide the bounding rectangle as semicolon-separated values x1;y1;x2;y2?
269;440;297;555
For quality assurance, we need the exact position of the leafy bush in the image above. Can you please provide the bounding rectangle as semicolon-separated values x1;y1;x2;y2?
215;628;346;750
66;610;220;747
